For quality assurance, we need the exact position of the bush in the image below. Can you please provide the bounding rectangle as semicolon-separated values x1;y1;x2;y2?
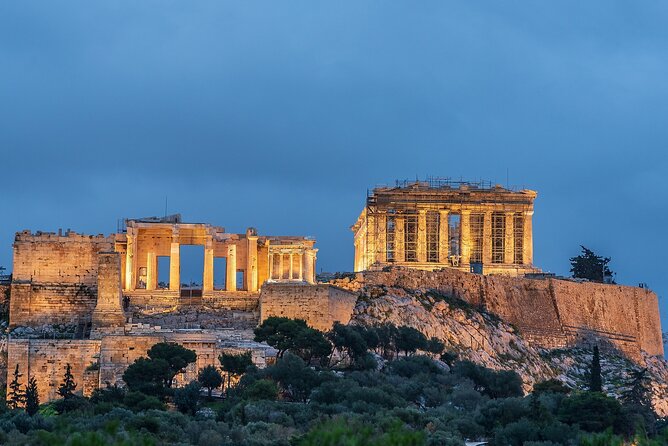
558;392;622;433
123;391;166;412
174;382;202;415
453;361;523;398
242;379;279;401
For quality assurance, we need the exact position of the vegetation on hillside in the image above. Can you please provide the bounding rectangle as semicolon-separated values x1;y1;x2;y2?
0;323;665;445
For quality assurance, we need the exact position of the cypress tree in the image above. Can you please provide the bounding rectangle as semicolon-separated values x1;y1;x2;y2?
7;364;24;410
24;377;40;416
589;345;602;392
57;363;77;399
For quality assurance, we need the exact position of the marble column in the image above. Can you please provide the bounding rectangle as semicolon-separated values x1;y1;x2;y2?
146;252;157;291
124;227;136;291
203;238;214;292
246;232;259;292
226;244;237;291
482;211;493;265
376;214;387;263
504;212;515;265
523;210;534;266
395;215;405;263
460;210;471;266
169;241;180;292
438;210;450;264
417;209;427;263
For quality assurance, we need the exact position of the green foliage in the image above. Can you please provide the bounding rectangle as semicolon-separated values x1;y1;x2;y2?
265;353;321;402
254;316;310;358
173;381;201;415
589;346;602;392
242;379;279;401
570;245;614;282
558;391;622;432
147;342;197;388
57;363;77;399
298;418;426;446
424;338;445;357
294;326;333;364
452;360;523;398
123;357;170;397
532;379;571;395
24;377;40;416
395;326;427;356
328;322;368;362
7;364;24;410
197;365;223;398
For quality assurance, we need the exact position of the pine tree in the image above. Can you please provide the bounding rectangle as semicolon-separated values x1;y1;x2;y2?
589;345;602;392
57;363;77;399
7;364;24;410
24;377;40;416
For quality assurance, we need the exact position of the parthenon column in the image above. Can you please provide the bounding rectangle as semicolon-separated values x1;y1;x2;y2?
482;211;493;265
417;209;427;263
169;227;180;292
376;214;387;263
395;215;405;263
226;244;237;291
246;231;259;292
504;212;515;265
523;210;534;266
124;227;136;291
438;210;449;264
366;214;376;267
304;249;316;284
146;252;157;290
460;210;471;266
203;237;214;292
298;251;303;280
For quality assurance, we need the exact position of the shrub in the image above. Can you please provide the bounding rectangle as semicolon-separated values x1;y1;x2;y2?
174;382;202;415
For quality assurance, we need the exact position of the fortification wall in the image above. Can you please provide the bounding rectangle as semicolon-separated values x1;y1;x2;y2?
259;283;358;332
9;283;97;328
12;231;114;284
359;268;663;359
7;339;101;402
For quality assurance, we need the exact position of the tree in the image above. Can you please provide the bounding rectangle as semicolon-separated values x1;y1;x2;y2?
558;392;622;432
24;377;40;416
570;246;614;283
219;351;254;395
294;327;333;365
328;322;368;363
532;378;570;395
265;353;320;402
147;342;197;388
254;317;309;358
619;368;655;436
122;357;171;396
173;381;201;415
425;337;445;357
589;346;602;392
197;365;223;399
7;364;24;410
57;363;77;399
375;323;398;360
395;326;427;356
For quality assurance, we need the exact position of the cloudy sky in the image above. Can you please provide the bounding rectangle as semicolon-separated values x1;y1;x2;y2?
1;2;667;319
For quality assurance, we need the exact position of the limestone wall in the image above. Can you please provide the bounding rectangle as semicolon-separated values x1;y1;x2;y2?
12;231;114;284
259;283;358;332
9;282;97;328
359;267;663;358
7;339;101;402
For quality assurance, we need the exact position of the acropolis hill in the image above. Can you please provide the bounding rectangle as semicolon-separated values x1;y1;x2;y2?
0;179;664;408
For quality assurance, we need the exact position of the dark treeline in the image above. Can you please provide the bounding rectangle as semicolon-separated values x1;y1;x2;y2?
0;317;665;445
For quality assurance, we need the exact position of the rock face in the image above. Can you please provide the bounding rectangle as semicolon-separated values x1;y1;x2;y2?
340;272;668;416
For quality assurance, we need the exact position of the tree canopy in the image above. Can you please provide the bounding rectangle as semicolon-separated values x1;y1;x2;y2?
570;246;614;282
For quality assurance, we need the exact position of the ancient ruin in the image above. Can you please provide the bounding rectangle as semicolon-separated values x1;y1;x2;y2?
352;179;538;276
2;180;665;405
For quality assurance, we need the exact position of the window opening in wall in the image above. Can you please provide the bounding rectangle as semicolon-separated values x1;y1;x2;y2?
180;245;204;289
236;270;245;290
157;256;170;289
404;213;418;262
470;213;484;263
514;213;524;264
213;257;227;290
491;212;506;264
271;253;281;280
448;214;461;259
386;214;396;262
426;211;439;262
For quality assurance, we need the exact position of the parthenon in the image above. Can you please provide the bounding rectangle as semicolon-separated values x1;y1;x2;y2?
352;179;538;276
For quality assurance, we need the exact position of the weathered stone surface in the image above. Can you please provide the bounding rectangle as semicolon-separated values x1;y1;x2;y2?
91;252;126;335
259;283;358;331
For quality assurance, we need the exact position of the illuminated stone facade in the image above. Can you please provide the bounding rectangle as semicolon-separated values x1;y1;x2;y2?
352;180;539;276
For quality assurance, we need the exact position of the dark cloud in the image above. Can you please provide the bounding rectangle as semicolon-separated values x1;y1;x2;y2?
1;1;667;319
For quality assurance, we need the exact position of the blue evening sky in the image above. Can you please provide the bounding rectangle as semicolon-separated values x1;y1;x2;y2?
1;2;667;322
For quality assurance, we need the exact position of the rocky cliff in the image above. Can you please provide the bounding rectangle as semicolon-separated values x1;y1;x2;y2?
330;272;668;416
